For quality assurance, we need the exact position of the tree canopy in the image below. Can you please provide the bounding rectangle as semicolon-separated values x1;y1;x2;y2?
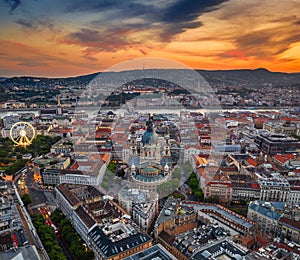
21;193;32;206
31;214;66;260
51;209;94;260
188;172;204;201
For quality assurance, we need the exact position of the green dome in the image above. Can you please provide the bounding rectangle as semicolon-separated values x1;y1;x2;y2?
141;114;158;145
141;128;158;145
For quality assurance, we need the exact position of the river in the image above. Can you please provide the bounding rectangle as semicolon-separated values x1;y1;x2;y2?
0;107;280;119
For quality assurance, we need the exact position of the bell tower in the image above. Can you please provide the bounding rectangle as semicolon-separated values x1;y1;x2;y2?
56;96;62;115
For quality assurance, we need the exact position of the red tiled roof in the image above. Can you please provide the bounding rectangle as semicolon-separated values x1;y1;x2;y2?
197;167;205;176
251;183;260;189
96;128;111;133
255;232;272;246
241;234;255;247
199;154;210;159
184;145;201;149
273;242;293;253
89;154;104;161
69;161;79;170
273;154;295;164
102;154;110;162
246;157;258;167
89;154;110;162
279;217;300;231
114;127;125;132
49;128;73;133
280;117;300;122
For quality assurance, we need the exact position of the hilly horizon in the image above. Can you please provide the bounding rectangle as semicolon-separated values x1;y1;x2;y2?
3;67;300;79
2;68;300;89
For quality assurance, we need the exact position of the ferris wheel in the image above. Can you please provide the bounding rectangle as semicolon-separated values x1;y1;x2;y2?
10;122;36;146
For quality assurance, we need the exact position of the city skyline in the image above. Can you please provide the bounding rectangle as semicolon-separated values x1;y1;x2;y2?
1;0;300;77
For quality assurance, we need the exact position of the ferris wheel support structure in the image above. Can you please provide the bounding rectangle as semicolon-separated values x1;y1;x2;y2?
10;122;36;147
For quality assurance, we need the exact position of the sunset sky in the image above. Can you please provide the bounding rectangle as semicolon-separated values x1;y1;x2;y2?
0;0;300;77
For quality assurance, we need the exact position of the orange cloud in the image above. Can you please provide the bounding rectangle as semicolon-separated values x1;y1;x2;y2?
0;0;299;76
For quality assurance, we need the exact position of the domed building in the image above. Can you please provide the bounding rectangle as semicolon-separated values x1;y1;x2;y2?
128;114;172;192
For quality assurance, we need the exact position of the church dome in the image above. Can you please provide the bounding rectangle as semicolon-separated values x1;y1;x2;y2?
141;114;158;145
141;128;158;145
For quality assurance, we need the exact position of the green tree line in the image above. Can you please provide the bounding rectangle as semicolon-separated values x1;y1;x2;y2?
188;172;204;201
0;135;61;175
31;214;66;260
51;209;94;260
